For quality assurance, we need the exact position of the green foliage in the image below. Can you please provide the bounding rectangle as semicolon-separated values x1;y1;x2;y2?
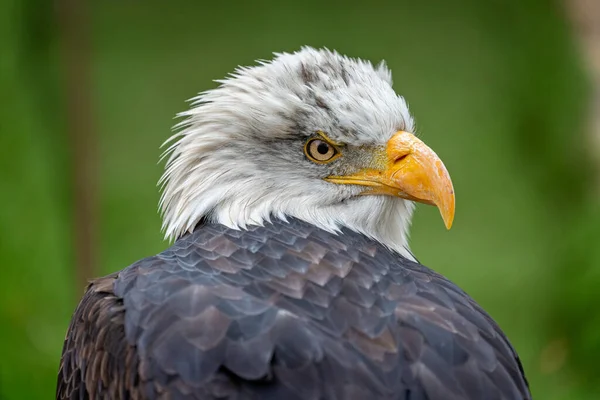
550;202;600;391
0;1;71;397
1;0;598;398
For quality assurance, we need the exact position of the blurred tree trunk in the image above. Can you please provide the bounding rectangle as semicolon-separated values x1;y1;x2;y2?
566;0;600;194
57;0;98;291
545;0;600;392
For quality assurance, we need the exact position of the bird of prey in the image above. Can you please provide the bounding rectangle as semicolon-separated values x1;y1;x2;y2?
57;47;531;400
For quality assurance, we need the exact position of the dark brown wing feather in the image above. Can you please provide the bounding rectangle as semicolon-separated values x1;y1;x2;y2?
57;218;531;400
57;273;143;400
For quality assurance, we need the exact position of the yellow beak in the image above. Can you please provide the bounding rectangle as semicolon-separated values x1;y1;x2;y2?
325;131;455;229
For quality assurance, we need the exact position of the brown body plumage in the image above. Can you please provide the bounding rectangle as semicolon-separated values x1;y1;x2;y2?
58;220;530;399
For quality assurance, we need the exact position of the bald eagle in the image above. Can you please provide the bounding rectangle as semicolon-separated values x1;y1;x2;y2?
57;47;530;400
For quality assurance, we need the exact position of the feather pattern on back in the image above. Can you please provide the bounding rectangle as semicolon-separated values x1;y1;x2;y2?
57;218;530;400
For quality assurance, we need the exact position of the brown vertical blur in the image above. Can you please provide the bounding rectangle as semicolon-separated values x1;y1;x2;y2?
56;0;97;292
566;0;600;195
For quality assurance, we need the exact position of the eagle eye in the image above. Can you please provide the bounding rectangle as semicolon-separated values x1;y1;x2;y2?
304;138;340;164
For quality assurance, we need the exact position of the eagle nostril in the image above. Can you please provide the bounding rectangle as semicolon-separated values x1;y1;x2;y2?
395;153;409;163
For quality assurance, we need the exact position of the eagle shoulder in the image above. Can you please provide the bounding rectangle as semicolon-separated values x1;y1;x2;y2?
57;219;531;400
56;273;142;400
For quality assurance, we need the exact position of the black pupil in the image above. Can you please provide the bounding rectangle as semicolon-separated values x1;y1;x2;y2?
316;142;330;155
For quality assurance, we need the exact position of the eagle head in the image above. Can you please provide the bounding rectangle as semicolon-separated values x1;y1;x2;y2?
159;47;454;258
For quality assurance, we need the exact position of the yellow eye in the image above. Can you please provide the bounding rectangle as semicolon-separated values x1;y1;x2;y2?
304;138;340;163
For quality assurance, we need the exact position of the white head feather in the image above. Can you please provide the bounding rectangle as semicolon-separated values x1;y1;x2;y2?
159;47;417;259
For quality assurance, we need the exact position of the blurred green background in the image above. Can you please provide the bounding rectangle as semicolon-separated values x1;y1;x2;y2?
2;0;600;398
